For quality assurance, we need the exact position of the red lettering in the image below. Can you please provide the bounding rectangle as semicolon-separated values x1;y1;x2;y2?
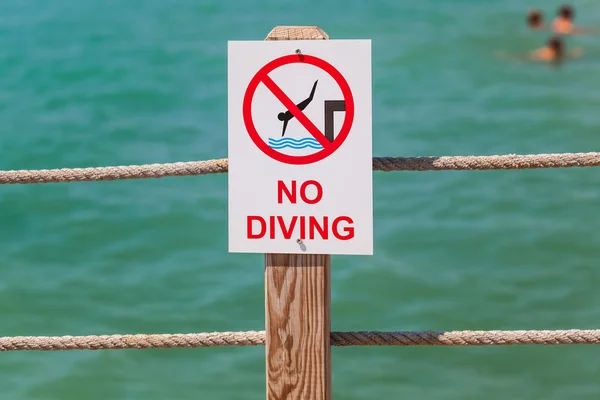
309;216;328;239
247;216;266;239
332;216;354;240
299;216;306;240
248;215;354;241
269;216;275;239
277;180;322;205
300;180;322;204
277;180;296;204
277;216;298;239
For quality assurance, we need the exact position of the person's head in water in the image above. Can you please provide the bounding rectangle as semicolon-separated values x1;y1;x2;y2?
548;35;564;58
552;4;595;35
552;4;574;33
558;4;574;21
527;8;544;29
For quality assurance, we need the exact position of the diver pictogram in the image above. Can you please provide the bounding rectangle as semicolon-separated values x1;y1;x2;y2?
278;80;318;137
242;53;355;165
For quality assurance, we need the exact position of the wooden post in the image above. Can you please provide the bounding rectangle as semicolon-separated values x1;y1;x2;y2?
264;27;332;400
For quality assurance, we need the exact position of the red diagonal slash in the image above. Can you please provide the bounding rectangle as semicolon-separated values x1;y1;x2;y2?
257;72;332;149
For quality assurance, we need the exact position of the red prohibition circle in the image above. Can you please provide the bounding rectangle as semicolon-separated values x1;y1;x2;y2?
242;54;355;165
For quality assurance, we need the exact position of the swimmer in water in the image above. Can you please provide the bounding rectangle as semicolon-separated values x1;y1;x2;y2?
526;8;548;30
497;35;583;64
527;35;582;63
551;4;595;35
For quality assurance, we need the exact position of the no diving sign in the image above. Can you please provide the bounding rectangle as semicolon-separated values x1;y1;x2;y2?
243;53;354;165
228;39;373;255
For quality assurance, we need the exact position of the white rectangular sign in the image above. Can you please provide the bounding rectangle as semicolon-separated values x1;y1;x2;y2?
228;39;372;255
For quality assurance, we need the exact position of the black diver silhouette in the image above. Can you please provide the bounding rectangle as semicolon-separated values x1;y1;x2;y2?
278;80;318;137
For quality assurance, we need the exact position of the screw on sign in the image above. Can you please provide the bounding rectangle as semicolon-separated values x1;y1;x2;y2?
242;53;355;165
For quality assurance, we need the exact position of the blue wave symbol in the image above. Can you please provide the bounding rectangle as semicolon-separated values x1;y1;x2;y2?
268;137;323;150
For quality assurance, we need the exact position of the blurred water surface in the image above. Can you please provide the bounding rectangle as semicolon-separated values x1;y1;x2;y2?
1;0;600;398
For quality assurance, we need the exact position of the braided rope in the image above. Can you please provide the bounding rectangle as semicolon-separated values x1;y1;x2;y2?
1;152;599;184
330;329;600;346
372;152;600;171
0;331;265;351
2;329;599;351
0;159;229;185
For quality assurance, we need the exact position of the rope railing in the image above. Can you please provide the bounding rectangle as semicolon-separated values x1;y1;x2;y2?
2;153;598;354
1;152;599;185
2;329;600;351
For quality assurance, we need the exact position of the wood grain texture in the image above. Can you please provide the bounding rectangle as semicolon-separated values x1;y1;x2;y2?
265;254;331;400
265;26;329;40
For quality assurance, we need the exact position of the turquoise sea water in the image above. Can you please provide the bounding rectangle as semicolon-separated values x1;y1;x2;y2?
1;0;600;398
